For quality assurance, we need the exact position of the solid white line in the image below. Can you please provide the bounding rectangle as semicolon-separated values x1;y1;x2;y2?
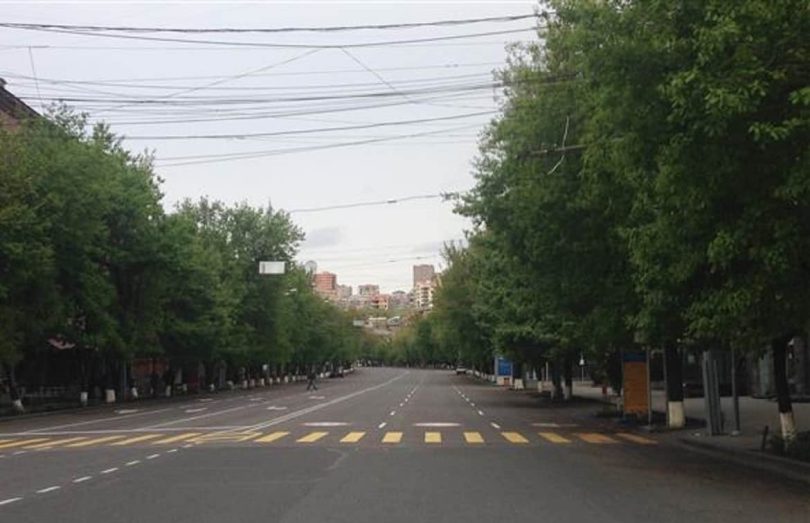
478;410;485;416
0;497;22;506
27;408;172;433
378;422;387;429
100;468;118;474
125;460;140;466
144;405;247;429
146;454;160;460
490;422;501;429
72;476;92;483
36;486;61;494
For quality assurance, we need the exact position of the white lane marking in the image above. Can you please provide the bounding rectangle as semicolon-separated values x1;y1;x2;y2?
36;486;61;494
413;422;460;427
478;410;485;416
531;422;578;428
0;497;22;506
390;411;396;416
125;460;140;466
308;396;326;400
243;372;409;433
378;422;387;429
0;426;251;437
197;398;213;402
303;422;348;427
166;449;178;453
12;450;26;456
143;405;247;429
266;406;287;411
182;444;194;448
490;422;501;429
115;409;139;415
72;476;92;483
100;468;118;474
27;407;172;433
146;454;160;460
399;403;404;407
184;408;207;413
470;402;476;407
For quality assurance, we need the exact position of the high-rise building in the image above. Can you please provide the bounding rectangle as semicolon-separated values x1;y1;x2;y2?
313;272;337;299
358;284;380;297
413;281;435;310
413;264;436;287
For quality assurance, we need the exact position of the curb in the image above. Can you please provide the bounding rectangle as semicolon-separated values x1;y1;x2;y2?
677;437;810;486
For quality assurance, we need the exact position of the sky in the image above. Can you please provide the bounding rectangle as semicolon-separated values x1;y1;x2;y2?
0;0;538;293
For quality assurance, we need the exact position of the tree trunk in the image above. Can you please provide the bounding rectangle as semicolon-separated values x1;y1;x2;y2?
773;336;796;444
563;355;573;400
551;361;563;400
664;344;685;428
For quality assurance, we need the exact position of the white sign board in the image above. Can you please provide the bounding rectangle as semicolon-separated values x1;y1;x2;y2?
259;261;285;275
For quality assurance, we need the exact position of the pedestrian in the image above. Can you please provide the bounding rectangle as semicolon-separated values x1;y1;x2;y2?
306;368;318;391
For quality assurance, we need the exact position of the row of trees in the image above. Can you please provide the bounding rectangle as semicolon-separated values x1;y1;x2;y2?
0;108;372;407
430;0;809;442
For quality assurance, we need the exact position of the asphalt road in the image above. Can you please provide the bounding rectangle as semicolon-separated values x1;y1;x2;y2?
0;367;807;522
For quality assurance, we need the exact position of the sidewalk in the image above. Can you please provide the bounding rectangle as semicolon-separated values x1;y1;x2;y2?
570;381;810;484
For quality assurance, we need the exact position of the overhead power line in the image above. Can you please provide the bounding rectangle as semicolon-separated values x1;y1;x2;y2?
288;193;455;214
0;26;536;49
121;111;493;140
0;14;538;34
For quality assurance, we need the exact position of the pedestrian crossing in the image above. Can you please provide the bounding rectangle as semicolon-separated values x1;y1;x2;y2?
0;430;657;451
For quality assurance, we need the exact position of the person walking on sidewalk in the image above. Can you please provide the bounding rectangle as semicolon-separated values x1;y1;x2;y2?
306;367;318;391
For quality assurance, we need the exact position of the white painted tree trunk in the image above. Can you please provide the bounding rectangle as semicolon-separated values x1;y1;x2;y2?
512;378;524;390
79;391;88;406
667;401;685;428
105;389;116;404
780;411;797;442
165;385;173;397
11;398;24;413
130;387;139;400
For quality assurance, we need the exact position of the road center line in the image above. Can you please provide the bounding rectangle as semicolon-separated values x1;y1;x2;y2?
36;486;61;494
0;497;22;506
100;468;118;474
390;410;396;416
378;422;387;429
146;454;160;460
72;476;92;483
125;460;140;466
27;408;172;433
491;422;501;429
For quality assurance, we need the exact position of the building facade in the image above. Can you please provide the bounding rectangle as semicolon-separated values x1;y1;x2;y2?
358;284;380;297
0;79;38;131
413;264;436;287
312;272;338;300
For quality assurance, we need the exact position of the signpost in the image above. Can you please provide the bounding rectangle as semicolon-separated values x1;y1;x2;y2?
495;356;513;387
622;352;649;417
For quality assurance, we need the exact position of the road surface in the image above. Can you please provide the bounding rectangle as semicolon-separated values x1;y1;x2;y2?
0;368;807;522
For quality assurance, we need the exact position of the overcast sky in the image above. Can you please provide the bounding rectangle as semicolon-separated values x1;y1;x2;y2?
1;0;538;292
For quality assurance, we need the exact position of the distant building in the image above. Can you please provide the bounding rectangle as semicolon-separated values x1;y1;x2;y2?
313;272;337;300
413;281;435;310
370;294;390;311
337;285;352;300
0;79;38;131
389;290;410;309
358;284;380;297
413;264;436;287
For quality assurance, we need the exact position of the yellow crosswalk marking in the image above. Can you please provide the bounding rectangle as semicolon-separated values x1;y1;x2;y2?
616;433;657;445
255;432;289;443
538;432;571;444
340;432;366;443
0;438;49;449
501;432;529;444
67;435;125;447
25;437;87;449
297;431;328;443
464;432;484;444
152;433;201;445
424;432;442;444
382;432;403;444
577;433;618;444
111;434;162;446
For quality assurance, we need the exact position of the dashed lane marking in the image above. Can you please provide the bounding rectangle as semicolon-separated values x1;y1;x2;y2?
153;433;201;445
100;468;118;474
390;410;396;416
616;433;656;445
297;431;328;443
340;432;366;443
577;433;618;444
477;410;485;416
490;422;501;430
67;435;125;448
0;497;23;506
36;486;60;494
111;434;161;446
146;454;160;460
382;432;403;444
254;432;289;443
125;460;140;466
424;432;442;444
538;432;571;444
72;476;92;483
464;432;484;444
501;432;529;444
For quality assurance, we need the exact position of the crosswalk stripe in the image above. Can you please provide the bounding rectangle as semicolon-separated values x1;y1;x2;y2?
25;437;87;449
501;432;529;444
255;432;289;443
616;433;656;445
464;432;484;444
111;434;162;446
340;432;366;443
67;435;125;447
153;433;201;445
297;431;328;443
424;432;442;444
577;433;618;444
538;432;571;444
0;438;49;449
382;432;403;444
